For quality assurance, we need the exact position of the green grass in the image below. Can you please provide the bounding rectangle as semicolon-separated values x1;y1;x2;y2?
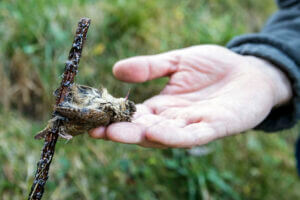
1;110;299;199
1;0;299;199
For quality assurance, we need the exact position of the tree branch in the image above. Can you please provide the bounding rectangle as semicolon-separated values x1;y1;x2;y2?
28;18;91;200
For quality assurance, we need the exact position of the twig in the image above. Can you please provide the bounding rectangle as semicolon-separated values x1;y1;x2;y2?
28;18;91;200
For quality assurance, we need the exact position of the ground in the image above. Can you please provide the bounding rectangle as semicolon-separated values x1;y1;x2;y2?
0;0;299;199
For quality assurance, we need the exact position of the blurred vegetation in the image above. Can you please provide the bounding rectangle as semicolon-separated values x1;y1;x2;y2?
0;0;299;199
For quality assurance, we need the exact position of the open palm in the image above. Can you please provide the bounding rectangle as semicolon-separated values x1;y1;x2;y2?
89;45;291;148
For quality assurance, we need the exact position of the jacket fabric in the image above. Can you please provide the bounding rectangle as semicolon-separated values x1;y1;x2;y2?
227;0;300;132
227;0;300;175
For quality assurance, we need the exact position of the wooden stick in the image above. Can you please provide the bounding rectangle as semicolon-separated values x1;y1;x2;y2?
28;18;91;200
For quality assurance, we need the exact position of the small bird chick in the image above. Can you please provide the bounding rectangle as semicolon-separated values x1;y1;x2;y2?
35;84;136;140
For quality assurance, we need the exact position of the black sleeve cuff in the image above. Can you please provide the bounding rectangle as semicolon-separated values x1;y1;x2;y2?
227;34;300;132
276;0;300;9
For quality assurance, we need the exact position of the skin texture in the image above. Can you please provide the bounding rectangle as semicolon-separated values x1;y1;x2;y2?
89;45;292;148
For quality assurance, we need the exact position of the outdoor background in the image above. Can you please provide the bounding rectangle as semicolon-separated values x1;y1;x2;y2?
0;0;300;199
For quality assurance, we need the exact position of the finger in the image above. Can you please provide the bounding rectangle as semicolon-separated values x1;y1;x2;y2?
143;95;192;114
88;104;152;139
104;122;169;148
89;127;106;139
133;114;166;127
106;114;170;143
159;102;243;137
159;106;204;123
145;122;217;148
106;122;146;144
153;117;187;128
133;104;153;119
113;51;180;83
139;118;187;148
106;117;186;145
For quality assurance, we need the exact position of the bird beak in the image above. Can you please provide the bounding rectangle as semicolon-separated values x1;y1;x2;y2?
125;88;131;101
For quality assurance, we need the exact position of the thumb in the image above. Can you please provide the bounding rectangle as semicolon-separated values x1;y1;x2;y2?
113;50;180;83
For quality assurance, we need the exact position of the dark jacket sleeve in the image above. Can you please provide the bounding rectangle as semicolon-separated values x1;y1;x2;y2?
227;0;300;132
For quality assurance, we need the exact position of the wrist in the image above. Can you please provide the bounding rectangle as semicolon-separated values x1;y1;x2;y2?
244;56;292;107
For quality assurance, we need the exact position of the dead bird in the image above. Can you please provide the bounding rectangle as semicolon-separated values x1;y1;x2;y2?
35;84;136;140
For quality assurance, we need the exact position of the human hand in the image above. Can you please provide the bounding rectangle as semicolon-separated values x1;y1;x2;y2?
89;45;292;148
